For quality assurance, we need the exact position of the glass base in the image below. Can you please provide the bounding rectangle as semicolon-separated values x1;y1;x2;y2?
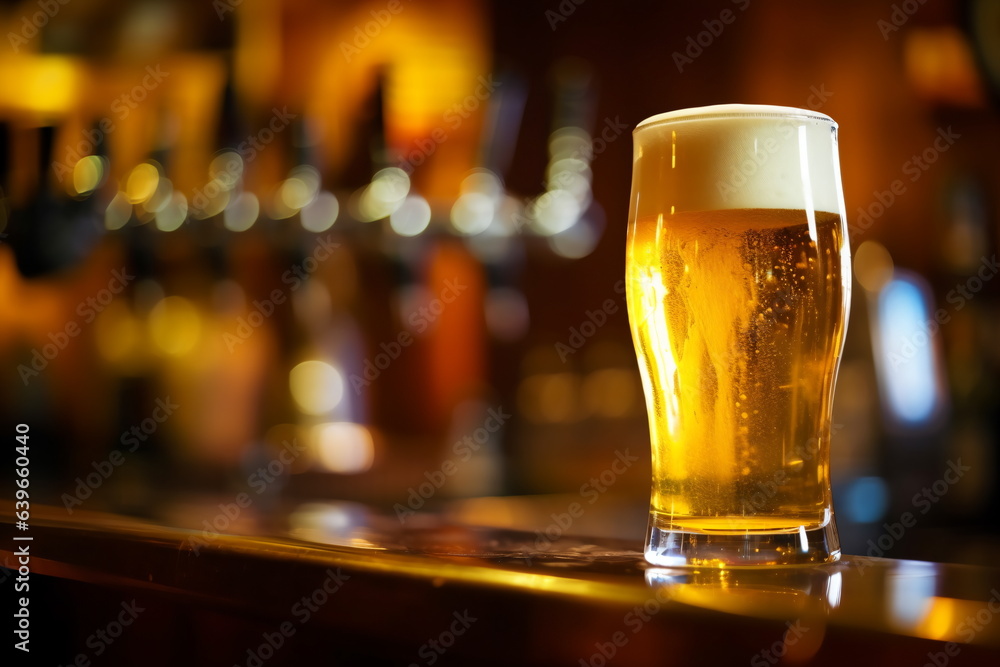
644;520;840;567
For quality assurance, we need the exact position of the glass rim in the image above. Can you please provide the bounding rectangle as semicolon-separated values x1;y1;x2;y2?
635;104;836;132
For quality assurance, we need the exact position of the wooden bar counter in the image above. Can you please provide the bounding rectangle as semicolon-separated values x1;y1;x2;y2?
3;503;1000;666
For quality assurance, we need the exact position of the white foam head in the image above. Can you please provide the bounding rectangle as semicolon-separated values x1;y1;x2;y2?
631;104;844;215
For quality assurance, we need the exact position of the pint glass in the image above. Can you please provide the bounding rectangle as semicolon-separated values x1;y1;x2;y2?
626;105;851;566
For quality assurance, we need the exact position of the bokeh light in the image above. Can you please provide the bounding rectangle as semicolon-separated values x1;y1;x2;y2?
149;296;202;356
313;422;375;474
290;360;345;415
389;195;431;237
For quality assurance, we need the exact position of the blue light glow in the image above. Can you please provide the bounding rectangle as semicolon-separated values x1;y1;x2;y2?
843;476;889;524
874;274;941;425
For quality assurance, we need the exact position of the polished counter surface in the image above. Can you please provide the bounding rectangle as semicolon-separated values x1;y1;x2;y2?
3;504;1000;666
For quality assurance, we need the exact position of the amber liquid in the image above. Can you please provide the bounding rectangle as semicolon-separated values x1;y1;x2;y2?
627;209;849;534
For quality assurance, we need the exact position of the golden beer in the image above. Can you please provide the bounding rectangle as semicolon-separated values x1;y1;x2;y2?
628;106;851;566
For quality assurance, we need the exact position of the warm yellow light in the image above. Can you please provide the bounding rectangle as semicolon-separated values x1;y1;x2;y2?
582;369;638;418
281;166;320;210
517;373;580;423
192;186;230;220
358;168;409;221
313;422;375;474
72;156;105;196
155;193;188;232
143;177;174;213
149;296;201;356
94;300;142;369
855;241;895;292
125;163;160;204
223;192;260;232
548;127;591;160
105;192;132;230
0;56;81;115
916;596;961;641
279;178;312;211
389;195;431;237
450;192;493;235
209;151;244;190
532;189;580;236
289;360;345;415
301;192;340;233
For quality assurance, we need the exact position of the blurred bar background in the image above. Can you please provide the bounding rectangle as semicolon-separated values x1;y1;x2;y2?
1;0;999;566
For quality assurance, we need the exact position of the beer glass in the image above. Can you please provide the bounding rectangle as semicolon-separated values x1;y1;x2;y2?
626;105;851;566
